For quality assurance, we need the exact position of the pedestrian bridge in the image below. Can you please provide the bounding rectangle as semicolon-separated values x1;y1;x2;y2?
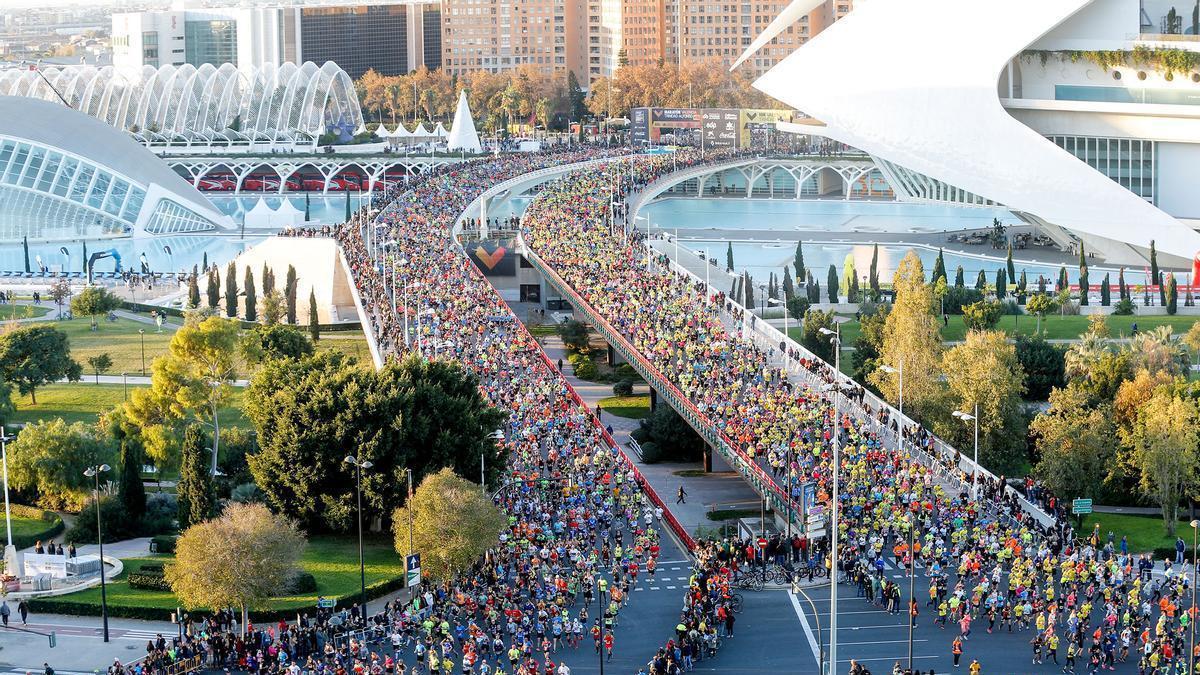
164;155;461;193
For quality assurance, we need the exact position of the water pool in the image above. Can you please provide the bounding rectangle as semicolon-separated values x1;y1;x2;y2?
207;194;368;225
0;234;266;276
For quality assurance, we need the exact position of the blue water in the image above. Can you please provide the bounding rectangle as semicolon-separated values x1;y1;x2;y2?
0;235;266;275
640;198;1014;234
208;194;367;225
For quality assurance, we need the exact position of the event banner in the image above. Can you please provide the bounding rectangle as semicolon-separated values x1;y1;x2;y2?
630;107;650;146
701;109;740;148
465;240;517;276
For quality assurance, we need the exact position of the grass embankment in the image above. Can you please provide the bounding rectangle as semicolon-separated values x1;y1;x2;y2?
598;395;651;419
10;384;249;427
29;536;405;620
1079;512;1197;556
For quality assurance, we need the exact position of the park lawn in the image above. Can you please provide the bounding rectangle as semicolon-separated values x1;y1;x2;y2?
315;330;373;364
49;536;405;613
40;316;177;376
11;513;55;539
10;383;249;428
1080;512;1194;554
0;304;52;321
598;395;651;419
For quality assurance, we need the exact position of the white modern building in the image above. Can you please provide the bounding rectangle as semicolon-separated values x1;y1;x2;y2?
745;0;1200;267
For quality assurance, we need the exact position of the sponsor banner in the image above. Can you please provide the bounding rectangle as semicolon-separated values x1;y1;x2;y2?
630;107;651;146
701;108;740;148
466;240;517;276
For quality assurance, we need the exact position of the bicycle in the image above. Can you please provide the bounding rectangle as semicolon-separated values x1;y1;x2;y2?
728;593;744;614
768;564;794;585
735;573;764;592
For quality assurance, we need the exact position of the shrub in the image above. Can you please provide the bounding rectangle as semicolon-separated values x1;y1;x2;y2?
65;496;134;544
150;535;178;554
943;286;984;315
570;353;599;380
287;571;318;594
557;320;591;353
613;363;641;382
230;482;266;504
612;380;634;396
1112;297;1136;316
128;563;172;591
141;492;178;536
961;299;1003;331
631;405;703;463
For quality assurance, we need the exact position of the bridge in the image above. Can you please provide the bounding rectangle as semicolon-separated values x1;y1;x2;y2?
164;155;461;193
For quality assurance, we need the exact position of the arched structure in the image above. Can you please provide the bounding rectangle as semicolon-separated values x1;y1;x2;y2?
167;156;460;193
0;61;364;148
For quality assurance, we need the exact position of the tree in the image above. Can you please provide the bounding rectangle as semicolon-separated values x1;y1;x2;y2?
7;419;111;510
782;266;795;301
961;299;1003;331
1113;369;1173;435
1126;325;1189;377
801;309;836;363
744;272;756;308
793;241;805;280
826;265;839;303
1120;388;1199;535
842;255;857;299
309;289;321;342
1078;265;1089;306
177;424;216;530
953;265;965;288
1065;335;1131;404
224;262;238;318
726;242;734;272
940;330;1027;472
167;503;306;635
393;468;504;581
931;249;947;286
1058;266;1069;293
0;324;82;404
70;286;121;331
1025;293;1057;333
1100;273;1111;306
871;251;943;418
246;353;507;531
244;324;314;364
86;353;113;384
1016;269;1028;303
48;279;71;317
261;289;285;326
631;405;703;463
557;320;590;353
262;262;275;296
1006;243;1016;283
1014;335;1065;400
244;267;257;323
975;269;987;291
285;265;299;324
206;269;220;309
868;243;880;300
566;70;587;119
1119;268;1128;301
1149;239;1159;283
1185;320;1200;363
1166;273;1178;315
1031;385;1115;501
852;304;889;388
1087;313;1110;339
994;268;1007;300
117;438;146;524
187;274;200;309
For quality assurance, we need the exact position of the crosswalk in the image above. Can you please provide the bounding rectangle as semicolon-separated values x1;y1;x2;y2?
631;564;689;592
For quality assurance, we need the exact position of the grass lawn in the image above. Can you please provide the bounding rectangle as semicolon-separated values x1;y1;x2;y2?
44;536;404;613
10;383;249;428
43;317;177;377
315;330;373;364
598;394;651;419
1080;512;1195;554
0;304;52;321
11;514;56;539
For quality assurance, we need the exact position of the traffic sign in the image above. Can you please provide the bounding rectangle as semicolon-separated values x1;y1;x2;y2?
406;553;422;587
757;537;768;549
316;597;335;609
1072;498;1093;515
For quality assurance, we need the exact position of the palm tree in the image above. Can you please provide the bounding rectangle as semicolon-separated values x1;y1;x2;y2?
1065;333;1112;382
1126;325;1189;376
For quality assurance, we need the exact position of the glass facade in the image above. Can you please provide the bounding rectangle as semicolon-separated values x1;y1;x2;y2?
1055;84;1200;107
142;31;160;68
144;198;218;234
876;158;1000;207
185;19;238;68
300;5;409;79
423;8;442;70
1049;135;1156;203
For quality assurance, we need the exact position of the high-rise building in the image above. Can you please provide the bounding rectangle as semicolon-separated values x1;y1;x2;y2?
440;0;586;82
112;1;440;79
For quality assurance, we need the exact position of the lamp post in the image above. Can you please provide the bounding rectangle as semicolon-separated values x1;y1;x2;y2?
1191;519;1199;675
952;404;979;499
84;463;111;642
879;359;904;448
344;455;374;625
2;428;12;550
818;324;841;675
905;512;917;670
138;328;146;376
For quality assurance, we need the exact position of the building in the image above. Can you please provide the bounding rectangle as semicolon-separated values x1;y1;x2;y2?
440;0;586;82
0;61;365;148
0;97;229;241
111;1;441;79
750;0;1200;267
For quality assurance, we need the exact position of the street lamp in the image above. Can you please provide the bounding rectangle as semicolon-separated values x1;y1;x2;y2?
818;324;841;675
879;360;904;448
952;405;979;499
1;428;12;550
1190;519;1199;675
84;463;112;642
904;512;917;670
138;328;146;376
343;455;374;625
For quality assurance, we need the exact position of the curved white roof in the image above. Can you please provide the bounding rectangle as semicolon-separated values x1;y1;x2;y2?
447;91;481;153
750;0;1200;264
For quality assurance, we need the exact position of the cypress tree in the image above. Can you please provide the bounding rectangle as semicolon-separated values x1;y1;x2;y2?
793;240;806;280
244;267;257;322
810;277;820;304
954;265;965;288
1007;243;1016;282
769;273;778;300
1150;239;1159;283
187;273;200;308
932;249;947;285
117;439;145;524
177;425;215;530
1057;266;1069;292
309;289;321;342
262;262;274;295
1037;275;1047;295
1167;273;1178;314
783;266;794;301
726;242;735;272
975;269;986;291
224;262;238;318
285;265;299;324
1017;269;1028;302
1100;273;1111;306
869;243;880;299
1118;268;1128;300
743;272;755;308
849;274;860;303
206;269;220;308
827;265;839;303
995;268;1006;299
1078;265;1089;305
202;251;208;273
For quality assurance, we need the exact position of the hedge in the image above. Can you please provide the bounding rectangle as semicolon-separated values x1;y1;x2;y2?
10;504;65;551
128;564;172;591
150;535;177;554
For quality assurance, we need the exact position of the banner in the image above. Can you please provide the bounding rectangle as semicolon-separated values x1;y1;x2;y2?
701;109;740;148
630;108;650;146
465;240;517;276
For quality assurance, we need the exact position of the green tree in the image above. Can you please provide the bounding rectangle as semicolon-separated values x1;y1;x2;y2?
931;249;947;286
187;274;201;309
167;503;305;635
206;269;220;309
1065;335;1131;403
557;320;590;353
309;289;321;342
1014;335;1065;400
940;330;1027;472
1149;239;1159;283
392;468;504;581
0;324;82;404
244;267;257;323
262;263;274;296
1031;385;1115;501
1118;268;1128;301
1079;264;1089;306
871;251;943;418
1017;269;1028;303
743;272;756;308
1166;273;1178;315
243;324;314;364
261;289;284;325
177;424;216;529
86;352;113;384
801;308;836;363
826;265;839;303
994;268;1007;300
1120;388;1199;535
7;419;111;510
117;438;146;524
1006;243;1016;283
1100;273;1111;306
953;265;964;288
1125;325;1189;377
70;286;121;331
285;265;299;324
726;242;735;272
782;266;795;301
868;243;880;300
851;304;889;388
1025;293;1057;333
961;299;1003;331
793;240;805;280
630;405;703;463
224;262;238;318
975;269;986;291
566;70;587;119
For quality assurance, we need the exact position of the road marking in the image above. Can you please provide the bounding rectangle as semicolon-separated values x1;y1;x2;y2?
676;576;689;580
839;639;929;645
839;624;908;630
836;656;939;663
649;587;660;590
666;586;676;590
787;591;821;668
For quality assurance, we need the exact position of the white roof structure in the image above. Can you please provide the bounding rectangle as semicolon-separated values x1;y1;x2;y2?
447;91;482;153
373;124;392;139
392;122;412;139
411;123;432;137
745;0;1200;265
0;61;364;147
434;122;449;138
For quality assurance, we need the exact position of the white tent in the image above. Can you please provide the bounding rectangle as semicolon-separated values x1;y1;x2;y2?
243;198;306;229
412;122;432;138
392;122;412;139
447;90;482;153
434;122;449;138
373;124;392;139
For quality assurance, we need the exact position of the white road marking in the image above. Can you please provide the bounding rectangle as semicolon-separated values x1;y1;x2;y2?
787;591;821;668
839;639;929;645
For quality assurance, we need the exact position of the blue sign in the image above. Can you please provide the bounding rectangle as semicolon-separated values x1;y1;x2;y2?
405;553;421;587
802;482;821;518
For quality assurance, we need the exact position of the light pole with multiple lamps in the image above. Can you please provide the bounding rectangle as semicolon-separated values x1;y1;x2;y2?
344;455;373;624
952;404;980;499
817;323;841;675
138;328;146;376
84;463;111;642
